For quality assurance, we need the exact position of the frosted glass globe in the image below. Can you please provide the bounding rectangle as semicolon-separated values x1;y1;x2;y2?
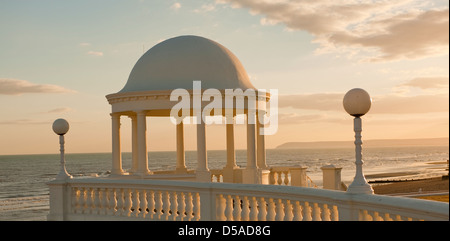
52;119;70;135
343;88;371;117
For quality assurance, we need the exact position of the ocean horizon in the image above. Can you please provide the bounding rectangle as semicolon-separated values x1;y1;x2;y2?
1;145;448;221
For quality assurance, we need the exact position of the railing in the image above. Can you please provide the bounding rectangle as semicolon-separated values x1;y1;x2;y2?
48;178;449;221
269;166;317;188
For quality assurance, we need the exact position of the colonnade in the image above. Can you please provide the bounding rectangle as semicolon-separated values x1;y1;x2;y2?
110;111;267;183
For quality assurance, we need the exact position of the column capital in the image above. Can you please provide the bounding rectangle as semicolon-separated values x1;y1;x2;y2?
110;113;121;118
134;110;148;116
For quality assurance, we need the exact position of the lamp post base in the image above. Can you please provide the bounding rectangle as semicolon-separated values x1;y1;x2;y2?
347;182;373;194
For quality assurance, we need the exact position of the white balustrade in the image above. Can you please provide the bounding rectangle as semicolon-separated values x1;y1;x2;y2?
48;178;449;221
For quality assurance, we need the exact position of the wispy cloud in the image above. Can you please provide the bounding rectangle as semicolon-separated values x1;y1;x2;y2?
46;107;73;114
0;119;50;125
398;76;449;89
217;0;449;61
0;78;76;95
87;51;104;57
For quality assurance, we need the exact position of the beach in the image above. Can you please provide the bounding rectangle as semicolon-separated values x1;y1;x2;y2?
370;161;449;202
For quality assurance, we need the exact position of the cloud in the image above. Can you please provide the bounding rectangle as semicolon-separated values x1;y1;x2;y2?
79;42;91;47
87;51;104;57
399;76;449;89
0;119;50;125
0;78;76;95
46;107;73;114
217;0;449;61
171;2;181;10
278;92;449;114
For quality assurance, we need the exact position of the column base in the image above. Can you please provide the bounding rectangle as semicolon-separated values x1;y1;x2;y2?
196;170;211;182
242;168;261;184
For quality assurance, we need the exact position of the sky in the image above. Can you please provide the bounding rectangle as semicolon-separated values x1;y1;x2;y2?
0;0;448;155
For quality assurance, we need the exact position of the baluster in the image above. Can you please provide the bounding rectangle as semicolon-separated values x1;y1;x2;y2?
311;203;321;221
116;188;124;216
330;205;339;221
359;210;372;221
131;189;140;217
216;194;226;221
267;198;276;221
277;172;283;185
321;203;331;221
100;188;108;215
146;190;155;219
292;201;302;221
241;196;250;221
224;195;233;221
79;187;87;214
233;195;242;221
283;200;293;221
193;192;201;221
93;188;101;215
161;191;171;220
72;188;80;214
283;171;290;185
301;202;312;221
185;192;194;221
108;188;117;216
249;196;259;221
155;191;163;220
86;188;93;214
366;210;382;221
275;199;284;221
177;192;186;221
258;197;267;221
138;189;147;218
124;189;133;217
170;191;179;220
382;212;392;221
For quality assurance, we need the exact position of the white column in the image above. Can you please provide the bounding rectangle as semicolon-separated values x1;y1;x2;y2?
243;113;258;184
136;110;150;175
256;114;267;169
176;121;187;173
223;119;238;183
196;121;210;181
226;122;237;169
129;115;138;174
111;113;123;175
246;115;257;169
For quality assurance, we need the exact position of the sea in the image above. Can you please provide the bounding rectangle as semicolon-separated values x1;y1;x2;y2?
0;146;448;221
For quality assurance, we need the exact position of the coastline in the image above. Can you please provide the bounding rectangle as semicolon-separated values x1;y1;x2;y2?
370;160;449;202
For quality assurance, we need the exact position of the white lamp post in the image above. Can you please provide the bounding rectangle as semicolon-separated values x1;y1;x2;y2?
52;118;72;180
343;88;373;194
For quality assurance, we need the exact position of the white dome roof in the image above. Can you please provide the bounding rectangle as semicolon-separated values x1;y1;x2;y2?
119;35;255;93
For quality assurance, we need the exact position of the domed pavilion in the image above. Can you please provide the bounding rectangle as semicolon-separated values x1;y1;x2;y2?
106;35;270;184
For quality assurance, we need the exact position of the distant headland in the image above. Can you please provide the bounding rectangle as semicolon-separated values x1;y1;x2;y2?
276;137;449;149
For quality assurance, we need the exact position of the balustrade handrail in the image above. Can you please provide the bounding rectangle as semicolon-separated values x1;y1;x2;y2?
48;178;449;221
